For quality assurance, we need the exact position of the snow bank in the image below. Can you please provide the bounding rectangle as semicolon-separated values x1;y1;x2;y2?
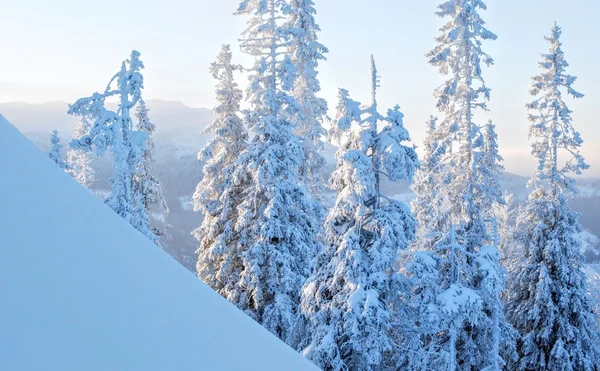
0;114;316;371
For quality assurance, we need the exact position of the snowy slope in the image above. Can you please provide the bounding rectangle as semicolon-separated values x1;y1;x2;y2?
0;114;316;371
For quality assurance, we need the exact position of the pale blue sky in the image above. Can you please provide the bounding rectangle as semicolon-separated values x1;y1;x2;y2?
0;0;598;176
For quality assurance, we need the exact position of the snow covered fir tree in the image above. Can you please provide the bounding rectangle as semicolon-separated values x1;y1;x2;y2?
48;129;69;170
299;56;419;371
407;1;516;369
133;99;169;244
193;44;247;298
505;24;600;371
204;0;324;343
288;0;329;202
66;116;95;188
409;115;444;253
68;51;166;245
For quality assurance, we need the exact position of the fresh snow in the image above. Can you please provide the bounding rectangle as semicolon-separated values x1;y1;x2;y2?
0;114;316;371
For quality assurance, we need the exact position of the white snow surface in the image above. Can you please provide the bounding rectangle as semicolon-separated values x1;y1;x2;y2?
0;114;317;371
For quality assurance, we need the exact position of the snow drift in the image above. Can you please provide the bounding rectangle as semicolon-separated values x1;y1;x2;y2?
0;114;316;370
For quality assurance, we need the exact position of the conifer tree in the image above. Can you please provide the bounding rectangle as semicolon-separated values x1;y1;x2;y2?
193;44;247;296
67;117;95;188
226;0;323;342
48;129;69;170
506;24;600;371
410;116;448;251
300;56;419;371
133;100;169;244
288;0;328;200
476;122;505;211
408;2;516;369
68;51;156;243
493;192;519;273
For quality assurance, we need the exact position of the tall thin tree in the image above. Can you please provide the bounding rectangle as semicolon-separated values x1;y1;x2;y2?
193;44;247;296
133;100;169;244
288;0;328;200
506;24;600;371
408;1;516;369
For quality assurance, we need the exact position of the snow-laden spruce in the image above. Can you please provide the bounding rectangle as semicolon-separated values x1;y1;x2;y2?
133;100;169;244
492;192;519;273
408;1;516;370
410;116;447;252
225;0;323;342
193;44;248;297
505;24;600;371
66;117;95;188
300;57;419;371
287;0;328;200
68;51;161;244
48;129;69;170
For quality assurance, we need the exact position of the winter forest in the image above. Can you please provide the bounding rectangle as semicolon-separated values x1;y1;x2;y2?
25;0;600;370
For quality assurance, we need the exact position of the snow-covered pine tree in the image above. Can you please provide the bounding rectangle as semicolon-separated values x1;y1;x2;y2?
492;192;519;273
133;99;169;244
407;1;516;369
300;56;419;371
473;124;517;371
506;23;600;371
66;116;95;188
227;0;323;342
287;0;328;200
475;122;505;212
68;51;156;243
48;129;69;170
192;44;247;296
410;116;448;252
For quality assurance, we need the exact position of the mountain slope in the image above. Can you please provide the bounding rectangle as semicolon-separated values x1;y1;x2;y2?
0;114;316;371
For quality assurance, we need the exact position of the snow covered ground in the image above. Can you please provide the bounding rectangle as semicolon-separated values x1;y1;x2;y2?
0;114;316;370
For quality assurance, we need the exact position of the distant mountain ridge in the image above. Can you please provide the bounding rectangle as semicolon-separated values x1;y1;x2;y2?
0;99;212;137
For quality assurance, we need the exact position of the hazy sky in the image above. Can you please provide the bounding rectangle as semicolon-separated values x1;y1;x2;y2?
1;0;598;176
